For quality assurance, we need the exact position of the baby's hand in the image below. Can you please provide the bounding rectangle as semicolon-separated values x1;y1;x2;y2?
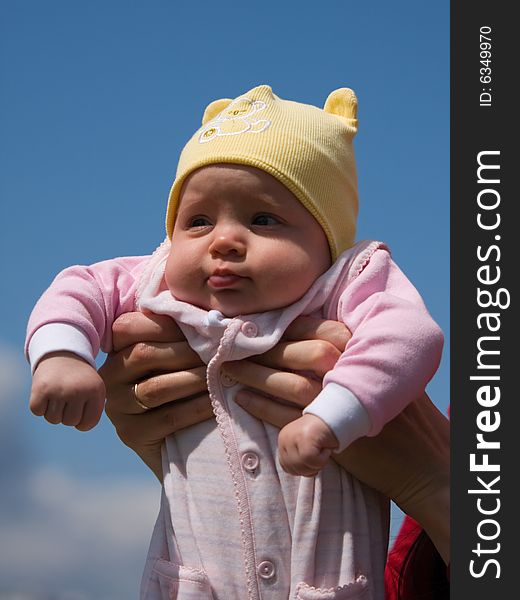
30;352;106;431
278;413;338;477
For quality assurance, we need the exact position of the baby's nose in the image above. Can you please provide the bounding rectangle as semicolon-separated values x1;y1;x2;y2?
208;228;247;257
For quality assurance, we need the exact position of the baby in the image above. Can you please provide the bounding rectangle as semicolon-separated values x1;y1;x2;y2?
27;85;443;478
27;85;444;597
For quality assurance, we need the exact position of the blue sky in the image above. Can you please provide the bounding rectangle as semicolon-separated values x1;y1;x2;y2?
0;1;449;598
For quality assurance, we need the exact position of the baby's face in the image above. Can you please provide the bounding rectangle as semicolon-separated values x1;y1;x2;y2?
164;164;331;317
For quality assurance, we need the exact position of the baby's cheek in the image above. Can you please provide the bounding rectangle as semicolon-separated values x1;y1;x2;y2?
163;253;178;293
164;252;206;306
261;261;320;307
164;253;189;296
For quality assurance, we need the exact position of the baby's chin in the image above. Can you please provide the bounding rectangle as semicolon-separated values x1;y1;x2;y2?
172;290;297;318
208;296;307;318
206;297;277;318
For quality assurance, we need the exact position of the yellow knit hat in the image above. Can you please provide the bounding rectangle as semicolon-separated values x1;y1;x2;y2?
165;84;359;260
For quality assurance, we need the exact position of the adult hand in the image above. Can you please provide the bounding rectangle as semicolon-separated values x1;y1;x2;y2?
99;312;212;479
99;313;350;479
223;314;351;407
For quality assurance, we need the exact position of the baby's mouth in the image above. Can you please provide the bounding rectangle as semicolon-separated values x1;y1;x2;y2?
207;269;247;289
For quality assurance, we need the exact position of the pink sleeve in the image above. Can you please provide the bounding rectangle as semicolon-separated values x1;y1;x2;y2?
324;248;444;436
25;255;150;358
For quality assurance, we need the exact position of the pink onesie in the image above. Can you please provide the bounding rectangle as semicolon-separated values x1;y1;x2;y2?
26;239;443;599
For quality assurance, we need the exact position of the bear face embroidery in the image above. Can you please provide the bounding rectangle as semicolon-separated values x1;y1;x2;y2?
198;96;271;143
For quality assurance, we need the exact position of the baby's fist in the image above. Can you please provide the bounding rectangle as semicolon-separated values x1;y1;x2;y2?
278;413;338;477
30;352;105;431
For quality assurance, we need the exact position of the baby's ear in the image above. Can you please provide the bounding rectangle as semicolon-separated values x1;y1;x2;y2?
202;98;233;124
323;88;358;129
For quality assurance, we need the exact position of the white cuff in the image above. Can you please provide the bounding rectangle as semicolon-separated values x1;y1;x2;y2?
303;382;371;452
28;323;96;373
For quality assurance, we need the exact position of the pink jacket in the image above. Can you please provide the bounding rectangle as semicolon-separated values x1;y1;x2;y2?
25;239;443;599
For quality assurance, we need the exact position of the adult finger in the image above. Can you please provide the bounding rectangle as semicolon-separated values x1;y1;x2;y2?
109;393;213;447
134;367;208;411
112;312;184;352
102;365;207;416
234;390;302;428
252;339;341;378
99;341;203;385
223;361;322;408
283;316;351;352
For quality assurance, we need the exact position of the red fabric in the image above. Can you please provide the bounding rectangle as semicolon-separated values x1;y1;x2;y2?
385;515;450;598
385;516;423;599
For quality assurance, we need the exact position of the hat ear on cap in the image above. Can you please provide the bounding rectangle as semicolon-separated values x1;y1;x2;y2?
202;98;233;125
323;88;358;129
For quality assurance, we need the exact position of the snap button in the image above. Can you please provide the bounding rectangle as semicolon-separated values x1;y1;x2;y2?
258;560;275;580
241;321;258;337
220;370;237;387
242;452;259;472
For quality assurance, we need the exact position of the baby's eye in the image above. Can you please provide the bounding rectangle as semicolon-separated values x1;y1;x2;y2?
252;214;280;227
188;216;211;228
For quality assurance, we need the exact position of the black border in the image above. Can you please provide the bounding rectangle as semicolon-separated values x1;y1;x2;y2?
451;2;516;596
